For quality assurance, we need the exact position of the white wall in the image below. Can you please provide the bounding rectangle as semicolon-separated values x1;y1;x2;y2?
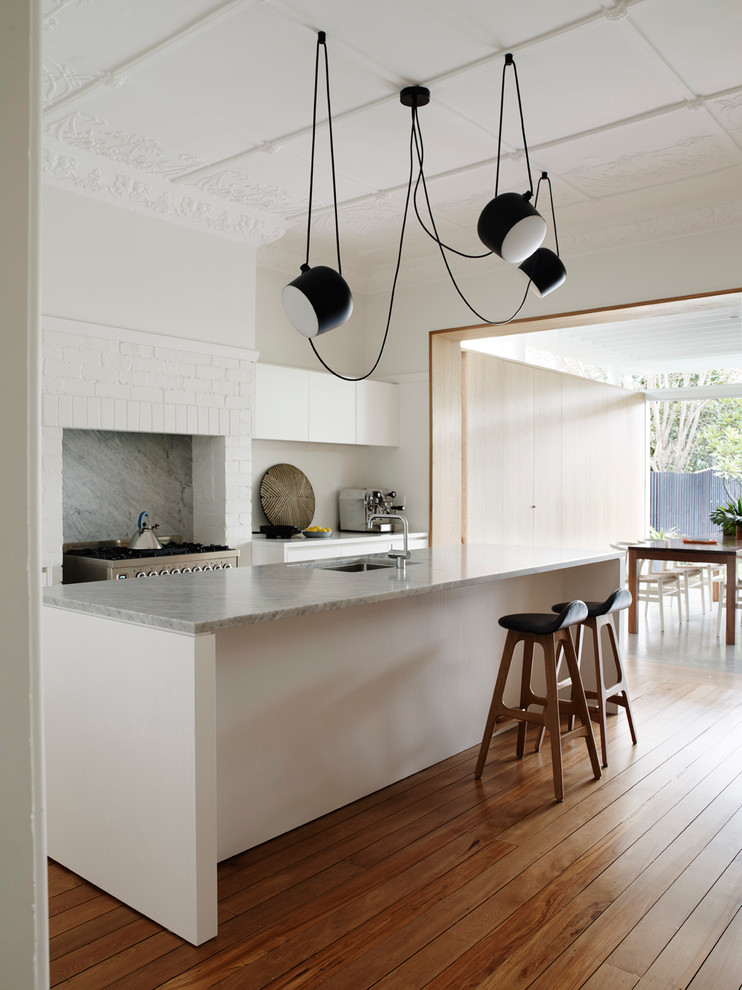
43;185;257;349
252;440;369;532
1;0;48;986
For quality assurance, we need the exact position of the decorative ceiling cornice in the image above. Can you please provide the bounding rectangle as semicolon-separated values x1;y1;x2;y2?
562;135;739;195
43;0;100;33
42;139;287;246
45;112;206;177
41;107;290;245
42;54;122;106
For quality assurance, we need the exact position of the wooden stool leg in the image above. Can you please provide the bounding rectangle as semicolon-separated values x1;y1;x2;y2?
591;617;609;768
542;635;565;802
475;629;519;779
516;639;535;759
536;627;578;752
566;623;583;733
606;619;638;746
559;629;602;781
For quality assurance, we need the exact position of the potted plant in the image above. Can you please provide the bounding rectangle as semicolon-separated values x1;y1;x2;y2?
709;498;742;539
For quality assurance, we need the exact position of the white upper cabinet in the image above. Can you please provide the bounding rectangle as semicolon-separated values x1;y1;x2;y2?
356;379;399;446
308;372;356;444
252;364;309;441
253;364;398;446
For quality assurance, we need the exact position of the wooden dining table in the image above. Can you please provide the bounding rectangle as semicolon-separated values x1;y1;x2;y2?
627;538;739;644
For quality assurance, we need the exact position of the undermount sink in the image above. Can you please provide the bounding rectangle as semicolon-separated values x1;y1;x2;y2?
322;560;397;572
312;558;417;572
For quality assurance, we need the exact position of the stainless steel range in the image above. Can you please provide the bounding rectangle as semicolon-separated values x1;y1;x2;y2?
63;541;240;583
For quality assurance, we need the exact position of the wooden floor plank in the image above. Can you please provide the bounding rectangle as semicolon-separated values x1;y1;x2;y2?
505;778;742;990
607;810;742;978
686;904;742;989
581;961;640;989
632;851;742;989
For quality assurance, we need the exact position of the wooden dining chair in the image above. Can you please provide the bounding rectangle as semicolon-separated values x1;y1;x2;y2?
611;543;682;632
664;560;706;618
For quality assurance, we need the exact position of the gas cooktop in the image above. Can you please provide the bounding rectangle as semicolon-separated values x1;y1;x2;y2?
65;542;232;561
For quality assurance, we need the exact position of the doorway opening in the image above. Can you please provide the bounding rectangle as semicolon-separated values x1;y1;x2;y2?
429;288;742;548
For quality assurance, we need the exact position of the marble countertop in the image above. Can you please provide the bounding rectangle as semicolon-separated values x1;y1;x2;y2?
42;544;621;635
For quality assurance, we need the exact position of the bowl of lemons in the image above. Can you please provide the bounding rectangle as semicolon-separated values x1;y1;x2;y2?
302;526;333;539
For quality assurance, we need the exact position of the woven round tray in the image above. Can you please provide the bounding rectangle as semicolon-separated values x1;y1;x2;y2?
259;463;315;530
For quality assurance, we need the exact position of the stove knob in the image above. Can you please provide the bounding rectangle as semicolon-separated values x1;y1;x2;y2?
181;567;191;573
135;571;148;578
202;564;212;571
147;570;158;577
170;567;180;574
159;569;170;576
192;566;202;572
212;564;222;570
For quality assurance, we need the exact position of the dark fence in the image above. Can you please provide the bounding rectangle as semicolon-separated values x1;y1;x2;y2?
650;469;742;537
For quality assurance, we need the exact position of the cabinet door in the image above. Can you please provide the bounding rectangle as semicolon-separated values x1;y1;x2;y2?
253;365;309;441
308;372;356;444
356;380;399;446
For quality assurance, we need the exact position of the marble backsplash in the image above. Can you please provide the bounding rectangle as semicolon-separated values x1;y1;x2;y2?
63;430;193;544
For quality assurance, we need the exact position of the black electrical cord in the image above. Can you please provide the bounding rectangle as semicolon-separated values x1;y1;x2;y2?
309;108;418;382
410;105;531;326
305;32;343;275
534;171;561;257
411;116;493;260
495;53;535;198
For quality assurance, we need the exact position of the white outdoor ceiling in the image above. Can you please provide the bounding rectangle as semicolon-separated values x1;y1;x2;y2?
41;0;742;297
463;291;742;376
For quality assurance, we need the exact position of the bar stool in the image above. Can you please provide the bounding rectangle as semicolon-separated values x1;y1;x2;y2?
474;600;601;803
545;588;637;768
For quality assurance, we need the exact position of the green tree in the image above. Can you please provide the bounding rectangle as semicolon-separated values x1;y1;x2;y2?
641;371;742;473
698;398;742;494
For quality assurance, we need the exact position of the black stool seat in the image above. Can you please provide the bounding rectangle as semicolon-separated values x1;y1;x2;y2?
499;600;588;635
545;587;637;768
551;587;631;618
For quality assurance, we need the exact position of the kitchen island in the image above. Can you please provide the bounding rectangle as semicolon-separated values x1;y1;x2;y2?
42;544;621;944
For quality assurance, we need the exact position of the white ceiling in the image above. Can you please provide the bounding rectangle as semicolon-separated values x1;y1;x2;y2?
41;0;742;298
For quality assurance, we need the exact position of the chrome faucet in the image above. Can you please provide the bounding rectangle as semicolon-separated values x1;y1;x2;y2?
368;512;410;570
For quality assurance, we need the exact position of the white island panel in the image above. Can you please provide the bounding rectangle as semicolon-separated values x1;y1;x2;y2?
42;611;218;945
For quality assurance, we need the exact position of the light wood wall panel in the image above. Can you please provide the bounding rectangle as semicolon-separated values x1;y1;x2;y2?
430;334;463;546
533;368;564;547
463;352;645;549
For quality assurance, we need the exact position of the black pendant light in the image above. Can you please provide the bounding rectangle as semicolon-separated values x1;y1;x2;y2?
477;54;546;263
519;172;567;297
281;32;353;338
284;42;567;377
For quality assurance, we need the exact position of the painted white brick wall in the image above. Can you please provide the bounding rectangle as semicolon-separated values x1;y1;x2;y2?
41;317;259;582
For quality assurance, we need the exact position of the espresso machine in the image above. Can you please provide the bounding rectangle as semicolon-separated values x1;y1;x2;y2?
338;489;406;532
